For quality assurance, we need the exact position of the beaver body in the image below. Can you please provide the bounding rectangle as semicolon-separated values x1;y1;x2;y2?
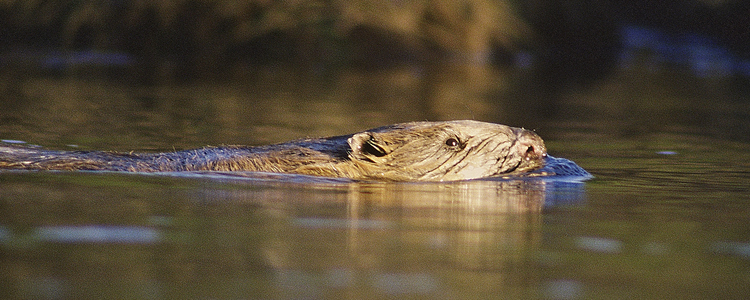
0;120;549;181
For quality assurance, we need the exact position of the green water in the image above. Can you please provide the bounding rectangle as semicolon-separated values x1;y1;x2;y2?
1;60;750;299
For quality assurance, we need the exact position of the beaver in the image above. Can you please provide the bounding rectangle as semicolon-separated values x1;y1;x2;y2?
0;120;548;181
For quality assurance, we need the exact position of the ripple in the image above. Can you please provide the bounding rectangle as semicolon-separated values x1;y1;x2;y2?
35;226;160;244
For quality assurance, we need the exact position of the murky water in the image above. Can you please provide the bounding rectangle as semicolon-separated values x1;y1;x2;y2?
2;46;750;299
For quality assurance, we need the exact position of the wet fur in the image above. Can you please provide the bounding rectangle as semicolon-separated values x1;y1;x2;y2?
0;120;547;181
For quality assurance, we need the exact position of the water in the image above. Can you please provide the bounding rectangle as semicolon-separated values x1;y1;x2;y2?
2;47;750;298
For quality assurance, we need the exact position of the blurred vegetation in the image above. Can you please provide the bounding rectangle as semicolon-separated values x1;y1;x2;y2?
0;0;747;81
0;0;530;71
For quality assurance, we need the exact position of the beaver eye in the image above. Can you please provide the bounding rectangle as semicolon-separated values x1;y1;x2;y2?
445;137;460;148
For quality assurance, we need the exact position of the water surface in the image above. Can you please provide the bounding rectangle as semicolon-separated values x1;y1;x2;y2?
1;48;750;299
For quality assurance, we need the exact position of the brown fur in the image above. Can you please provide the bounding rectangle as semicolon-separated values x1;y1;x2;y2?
0;120;546;181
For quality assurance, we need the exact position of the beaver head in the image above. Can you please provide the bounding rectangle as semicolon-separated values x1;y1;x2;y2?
344;120;546;181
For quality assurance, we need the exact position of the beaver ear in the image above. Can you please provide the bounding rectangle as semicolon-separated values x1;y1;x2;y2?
348;132;392;163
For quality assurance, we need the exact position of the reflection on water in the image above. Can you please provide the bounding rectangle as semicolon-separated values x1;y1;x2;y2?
620;25;750;78
0;172;584;299
0;63;520;150
33;226;160;244
1;22;750;299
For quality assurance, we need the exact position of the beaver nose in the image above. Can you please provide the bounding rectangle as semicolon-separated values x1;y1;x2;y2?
512;128;547;161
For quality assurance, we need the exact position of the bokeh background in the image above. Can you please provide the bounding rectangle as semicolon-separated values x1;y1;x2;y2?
1;0;748;149
2;1;750;299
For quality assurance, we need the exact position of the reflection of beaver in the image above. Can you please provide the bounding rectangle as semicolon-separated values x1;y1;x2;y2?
0;120;547;181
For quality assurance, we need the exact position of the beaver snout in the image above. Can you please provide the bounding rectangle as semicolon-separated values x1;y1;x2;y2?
513;129;547;162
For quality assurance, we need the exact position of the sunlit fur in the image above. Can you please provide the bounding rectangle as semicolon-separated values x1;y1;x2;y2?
344;120;546;181
0;120;546;181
